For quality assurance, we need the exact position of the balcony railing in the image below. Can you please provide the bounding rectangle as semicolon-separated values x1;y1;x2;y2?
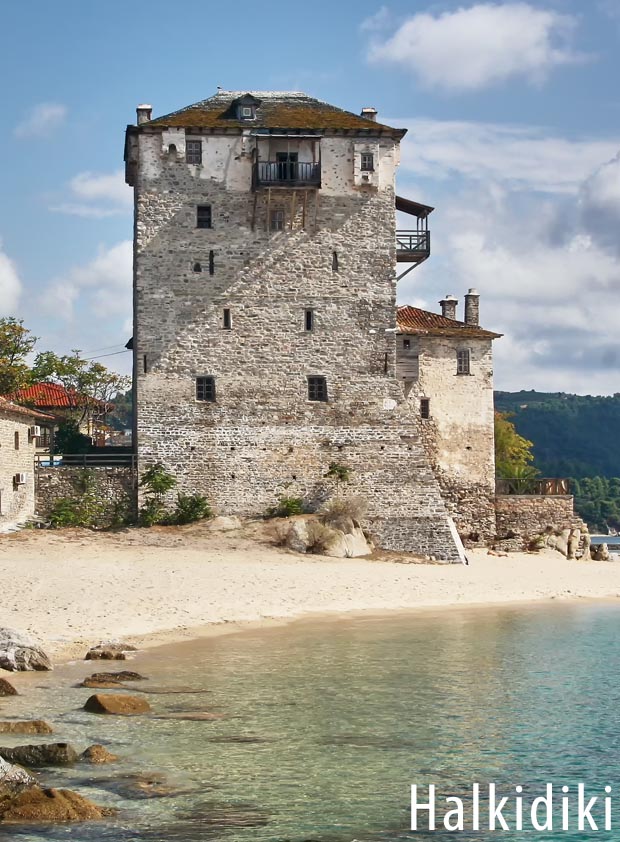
253;161;321;188
396;230;431;264
496;477;571;496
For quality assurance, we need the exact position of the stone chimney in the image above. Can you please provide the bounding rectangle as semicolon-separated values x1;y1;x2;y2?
136;104;153;125
464;288;480;326
439;294;458;320
360;107;378;122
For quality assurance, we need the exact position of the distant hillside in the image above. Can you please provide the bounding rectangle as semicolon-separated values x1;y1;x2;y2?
494;391;620;478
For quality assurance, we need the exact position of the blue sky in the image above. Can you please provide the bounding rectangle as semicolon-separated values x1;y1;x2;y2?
1;0;619;392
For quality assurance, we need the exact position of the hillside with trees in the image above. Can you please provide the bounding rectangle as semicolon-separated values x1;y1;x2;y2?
494;391;620;532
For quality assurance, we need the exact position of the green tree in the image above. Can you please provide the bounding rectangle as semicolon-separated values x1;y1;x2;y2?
494;411;536;477
0;317;37;395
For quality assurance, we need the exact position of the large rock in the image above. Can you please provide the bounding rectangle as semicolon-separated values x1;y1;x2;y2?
0;679;17;697
85;642;137;661
0;755;36;788
0;721;53;735
83;694;151;715
323;526;372;558
0;786;106;823
80;744;118;764
0;629;52;672
0;743;78;767
79;670;147;689
285;520;309;553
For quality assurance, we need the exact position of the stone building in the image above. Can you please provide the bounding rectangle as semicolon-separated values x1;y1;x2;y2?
396;291;502;542
0;398;53;531
124;89;484;560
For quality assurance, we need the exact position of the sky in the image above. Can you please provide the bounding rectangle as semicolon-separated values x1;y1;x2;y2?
1;0;619;394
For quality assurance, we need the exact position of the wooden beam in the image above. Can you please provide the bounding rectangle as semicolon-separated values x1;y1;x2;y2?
290;190;296;231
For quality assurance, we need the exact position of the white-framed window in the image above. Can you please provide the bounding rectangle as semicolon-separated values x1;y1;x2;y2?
186;140;202;164
361;152;374;171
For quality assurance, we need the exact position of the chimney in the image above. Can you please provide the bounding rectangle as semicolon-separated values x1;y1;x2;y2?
464;288;480;326
136;104;153;125
439;294;458;321
360;107;378;122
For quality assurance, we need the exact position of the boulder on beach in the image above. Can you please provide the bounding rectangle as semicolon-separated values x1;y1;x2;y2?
0;755;37;789
0;786;107;823
0;679;17;697
0;743;79;767
83;694;151;715
85;642;137;661
0;721;53;735
79;670;147;689
80;744;118;764
0;629;52;672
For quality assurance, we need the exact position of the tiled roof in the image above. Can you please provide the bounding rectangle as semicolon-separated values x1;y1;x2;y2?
397;306;502;339
145;90;406;136
0;396;54;423
11;383;109;410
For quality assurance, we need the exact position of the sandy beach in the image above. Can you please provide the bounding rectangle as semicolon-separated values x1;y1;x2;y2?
1;519;620;662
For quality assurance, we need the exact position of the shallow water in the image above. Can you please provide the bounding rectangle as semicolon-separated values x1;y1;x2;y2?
3;602;620;841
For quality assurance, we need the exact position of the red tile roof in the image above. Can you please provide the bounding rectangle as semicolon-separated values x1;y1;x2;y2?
0;396;54;423
11;383;109;410
397;306;502;339
144;90;406;137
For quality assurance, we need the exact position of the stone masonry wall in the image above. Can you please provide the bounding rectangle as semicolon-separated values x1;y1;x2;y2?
131;128;460;561
495;495;583;549
0;414;37;530
35;467;135;520
398;334;497;544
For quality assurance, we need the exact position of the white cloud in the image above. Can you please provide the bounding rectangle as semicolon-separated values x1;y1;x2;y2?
0;242;22;316
46;240;132;322
368;3;587;92
396;118;619;193
50;170;132;218
14;102;67;138
360;5;392;32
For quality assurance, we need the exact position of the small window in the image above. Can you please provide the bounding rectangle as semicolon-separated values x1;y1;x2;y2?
186;139;202;165
168;143;177;157
457;350;471;375
193;262;202;272
239;105;255;120
14;431;19;450
209;250;215;275
305;309;314;331
403;338;411;350
332;251;339;272
308;376;327;402
420;398;430;419
143;354;147;374
196;376;216;402
197;205;212;229
270;208;285;231
223;308;232;330
361;152;374;172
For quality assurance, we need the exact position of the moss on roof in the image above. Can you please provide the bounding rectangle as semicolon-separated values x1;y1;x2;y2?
145;91;405;136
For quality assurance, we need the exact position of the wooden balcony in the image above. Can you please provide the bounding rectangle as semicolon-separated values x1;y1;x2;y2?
396;230;431;265
253;161;321;189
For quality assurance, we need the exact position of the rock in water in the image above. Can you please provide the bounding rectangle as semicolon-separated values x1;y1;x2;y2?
80;744;118;764
83;694;151;715
0;743;79;767
85;642;136;661
0;755;37;788
0;629;52;672
0;786;107;823
0;679;18;697
0;721;53;735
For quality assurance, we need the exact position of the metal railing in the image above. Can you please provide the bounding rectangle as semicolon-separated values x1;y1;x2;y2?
35;453;136;469
253;161;321;187
396;230;430;256
496;477;571;496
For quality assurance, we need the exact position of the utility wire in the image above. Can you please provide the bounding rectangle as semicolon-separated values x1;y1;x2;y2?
84;349;131;361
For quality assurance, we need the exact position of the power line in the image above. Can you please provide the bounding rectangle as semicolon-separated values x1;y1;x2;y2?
84;349;131;361
81;342;128;354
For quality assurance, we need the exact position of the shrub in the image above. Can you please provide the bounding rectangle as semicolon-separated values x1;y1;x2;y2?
266;496;304;518
138;498;167;527
48;470;108;528
53;420;91;454
305;520;338;554
325;462;351;483
139;463;176;497
173;493;212;525
321;496;368;528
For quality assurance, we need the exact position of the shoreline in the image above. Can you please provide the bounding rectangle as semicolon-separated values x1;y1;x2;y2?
2;523;620;667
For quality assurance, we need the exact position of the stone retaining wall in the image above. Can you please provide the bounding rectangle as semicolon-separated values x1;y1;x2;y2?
495;495;583;549
35;467;136;520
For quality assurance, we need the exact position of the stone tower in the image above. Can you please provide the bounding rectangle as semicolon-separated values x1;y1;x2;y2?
124;90;460;560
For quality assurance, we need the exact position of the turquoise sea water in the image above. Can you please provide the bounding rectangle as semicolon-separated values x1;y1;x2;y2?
2;602;620;841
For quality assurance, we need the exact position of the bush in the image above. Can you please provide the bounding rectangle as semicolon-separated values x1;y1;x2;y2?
173;493;212;525
266;496;304;518
138;498;167;527
305;520;338;554
321;496;368;527
48;470;108;528
53;420;91;454
325;462;351;483
139;463;176;496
